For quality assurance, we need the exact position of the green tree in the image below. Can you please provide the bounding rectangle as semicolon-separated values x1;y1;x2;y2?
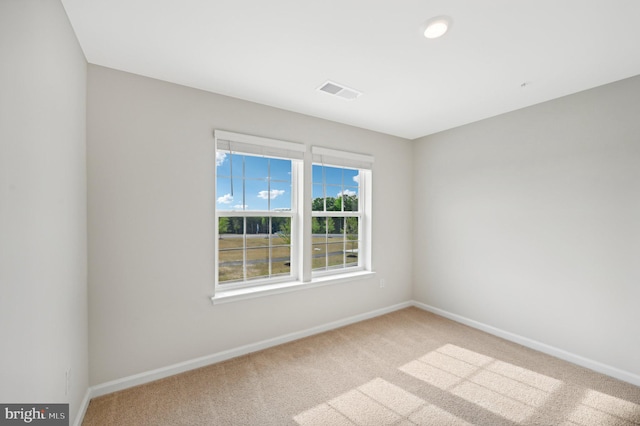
326;197;338;211
218;217;230;237
277;219;292;245
343;195;358;211
344;217;358;235
312;217;323;234
333;196;342;211
326;217;335;234
230;217;243;234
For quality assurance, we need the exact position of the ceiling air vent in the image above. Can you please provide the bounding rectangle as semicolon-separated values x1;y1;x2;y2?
318;81;362;101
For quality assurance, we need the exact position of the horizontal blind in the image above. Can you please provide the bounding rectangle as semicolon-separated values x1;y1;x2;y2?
215;130;305;160
311;146;374;169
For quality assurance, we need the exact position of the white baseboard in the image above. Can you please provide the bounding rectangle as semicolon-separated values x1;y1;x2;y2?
78;299;638;425
412;301;640;388
89;301;413;399
73;388;92;426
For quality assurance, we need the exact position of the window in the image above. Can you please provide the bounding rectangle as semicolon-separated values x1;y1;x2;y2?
312;165;361;273
214;131;373;299
311;146;373;278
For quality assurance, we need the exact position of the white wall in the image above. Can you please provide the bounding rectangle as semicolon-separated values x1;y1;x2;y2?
87;65;413;385
0;0;88;423
413;75;640;377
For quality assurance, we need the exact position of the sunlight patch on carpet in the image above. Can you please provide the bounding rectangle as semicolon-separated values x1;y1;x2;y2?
293;377;470;425
565;389;640;426
399;344;562;423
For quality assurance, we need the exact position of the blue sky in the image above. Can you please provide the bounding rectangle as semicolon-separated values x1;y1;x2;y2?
216;152;359;211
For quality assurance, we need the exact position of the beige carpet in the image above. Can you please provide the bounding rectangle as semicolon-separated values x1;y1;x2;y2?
82;307;640;425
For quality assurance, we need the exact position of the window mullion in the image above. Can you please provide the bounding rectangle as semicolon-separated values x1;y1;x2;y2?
268;216;272;278
342;218;347;268
300;153;312;282
242;216;247;282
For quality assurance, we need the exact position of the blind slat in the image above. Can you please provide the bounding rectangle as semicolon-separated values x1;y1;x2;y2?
311;146;374;169
215;130;305;160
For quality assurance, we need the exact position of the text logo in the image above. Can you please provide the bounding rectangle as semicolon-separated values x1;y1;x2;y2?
0;404;68;425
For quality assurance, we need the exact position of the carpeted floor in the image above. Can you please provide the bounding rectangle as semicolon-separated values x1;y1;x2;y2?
82;307;640;425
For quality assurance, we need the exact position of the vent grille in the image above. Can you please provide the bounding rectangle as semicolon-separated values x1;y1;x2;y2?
318;81;362;100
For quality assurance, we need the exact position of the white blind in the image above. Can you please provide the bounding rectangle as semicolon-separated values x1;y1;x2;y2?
215;130;305;160
311;146;374;170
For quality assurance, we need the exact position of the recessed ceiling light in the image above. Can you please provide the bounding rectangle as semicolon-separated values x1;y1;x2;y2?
422;16;452;39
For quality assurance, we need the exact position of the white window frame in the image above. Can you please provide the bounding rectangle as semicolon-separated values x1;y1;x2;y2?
213;131;374;303
214;131;304;291
310;149;373;278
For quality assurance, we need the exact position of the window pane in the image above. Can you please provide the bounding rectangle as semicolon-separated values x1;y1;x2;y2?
323;166;343;186
311;217;324;235
325;184;342;198
246;247;269;280
245;217;268;237
342;187;359;212
217;215;295;283
346;241;359;267
228;217;244;234
345;217;359;238
325;192;342;212
312;218;327;271
216;151;231;177
327;241;344;269
230;154;244;178
312;184;324;211
218;245;244;263
219;155;293;214
344;169;359;186
246;179;269;211
269;181;291;211
218;260;244;283
271;234;290;277
326;216;341;235
271;217;288;237
310;216;360;272
312;165;362;214
312;164;323;184
345;217;359;267
245;156;269;179
270;158;291;182
312;241;327;271
218;217;244;283
327;217;344;269
216;177;245;211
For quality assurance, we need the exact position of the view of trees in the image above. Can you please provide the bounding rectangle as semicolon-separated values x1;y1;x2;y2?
219;196;358;236
311;216;358;236
311;195;358;212
218;216;290;236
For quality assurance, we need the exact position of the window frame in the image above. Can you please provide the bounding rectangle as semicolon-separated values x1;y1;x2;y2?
213;131;374;302
311;164;365;277
310;146;373;278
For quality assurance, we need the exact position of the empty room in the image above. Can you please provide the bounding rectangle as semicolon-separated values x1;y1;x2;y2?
1;1;639;425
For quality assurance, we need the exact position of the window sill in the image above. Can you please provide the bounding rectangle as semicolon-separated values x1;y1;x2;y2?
211;270;376;305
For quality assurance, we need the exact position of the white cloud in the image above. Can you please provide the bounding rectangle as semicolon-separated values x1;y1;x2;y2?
338;189;357;197
352;173;360;184
216;152;227;167
217;193;233;204
233;204;248;209
257;189;285;200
